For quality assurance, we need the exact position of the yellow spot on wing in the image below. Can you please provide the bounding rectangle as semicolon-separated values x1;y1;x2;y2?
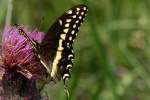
66;19;71;22
83;7;87;10
79;16;82;19
64;28;69;33
75;20;79;23
67;64;72;69
76;12;79;15
71;30;75;34
69;37;72;41
73;24;76;28
59;19;62;25
65;23;70;27
60;34;66;40
81;12;84;15
76;8;80;11
68;54;73;58
72;15;76;18
63;73;70;80
67;10;73;14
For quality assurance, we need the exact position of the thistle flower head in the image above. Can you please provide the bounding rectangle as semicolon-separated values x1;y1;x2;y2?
0;26;48;99
1;26;45;79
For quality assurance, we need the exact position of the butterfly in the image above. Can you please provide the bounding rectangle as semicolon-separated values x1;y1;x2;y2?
16;4;88;90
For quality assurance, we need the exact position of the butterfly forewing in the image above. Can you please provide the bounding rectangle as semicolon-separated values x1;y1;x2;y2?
38;5;88;82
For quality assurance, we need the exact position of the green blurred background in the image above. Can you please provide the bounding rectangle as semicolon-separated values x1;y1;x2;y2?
0;0;150;100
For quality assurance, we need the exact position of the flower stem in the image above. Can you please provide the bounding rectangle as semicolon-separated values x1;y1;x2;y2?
5;0;13;27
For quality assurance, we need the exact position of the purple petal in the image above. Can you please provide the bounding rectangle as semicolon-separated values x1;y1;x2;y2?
27;30;45;43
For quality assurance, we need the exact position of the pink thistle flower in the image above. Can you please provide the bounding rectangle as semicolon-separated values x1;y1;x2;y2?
0;26;48;99
1;26;45;79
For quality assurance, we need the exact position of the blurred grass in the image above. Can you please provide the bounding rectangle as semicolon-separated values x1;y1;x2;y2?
0;0;150;100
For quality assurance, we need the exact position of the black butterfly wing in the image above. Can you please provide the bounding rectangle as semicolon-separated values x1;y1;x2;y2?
39;4;88;82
